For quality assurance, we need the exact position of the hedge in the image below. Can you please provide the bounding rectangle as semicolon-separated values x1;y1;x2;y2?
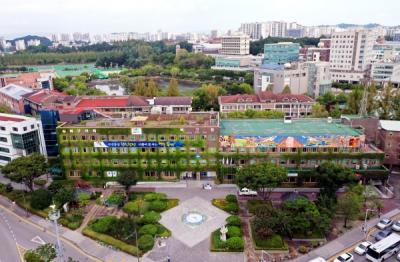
82;227;141;256
137;234;154;252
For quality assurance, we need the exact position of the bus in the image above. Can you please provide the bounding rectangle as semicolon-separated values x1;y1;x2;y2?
366;233;400;262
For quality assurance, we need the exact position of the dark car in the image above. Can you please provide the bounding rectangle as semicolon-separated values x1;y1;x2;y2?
375;230;392;241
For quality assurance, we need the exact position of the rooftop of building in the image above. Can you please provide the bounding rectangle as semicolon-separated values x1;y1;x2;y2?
0;113;35;123
379;120;400;132
59;112;218;128
153;96;192;106
220;119;362;137
219;92;314;104
23;89;66;104
0;84;34;100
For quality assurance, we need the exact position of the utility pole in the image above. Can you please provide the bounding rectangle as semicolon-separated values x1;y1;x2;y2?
48;205;63;262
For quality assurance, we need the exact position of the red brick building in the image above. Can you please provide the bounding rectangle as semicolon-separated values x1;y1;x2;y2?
377;120;400;169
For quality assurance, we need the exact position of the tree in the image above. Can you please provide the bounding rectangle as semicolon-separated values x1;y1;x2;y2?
282;85;291;94
117;171;138;194
366;82;377;115
346;86;363;114
2;153;48;192
166;78;180;96
236;162;287;200
378;82;394;120
392;89;400;120
336;191;363;228
133;77;146;96
253;203;286;238
24;244;56;262
192;84;226;111
311;103;329;118
144;79;159;97
123;201;140;218
30;189;52;210
317;91;336;106
315;162;358;200
53;188;75;207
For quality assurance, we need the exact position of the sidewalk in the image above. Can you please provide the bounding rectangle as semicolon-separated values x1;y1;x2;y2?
0;195;154;262
290;208;400;262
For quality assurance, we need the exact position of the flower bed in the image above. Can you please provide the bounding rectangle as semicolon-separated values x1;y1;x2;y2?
212;194;239;215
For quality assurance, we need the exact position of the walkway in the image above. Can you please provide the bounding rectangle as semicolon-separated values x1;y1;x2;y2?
238;199;258;262
289;208;400;262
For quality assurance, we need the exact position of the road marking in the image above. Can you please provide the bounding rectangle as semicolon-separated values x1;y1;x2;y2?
16;243;27;262
31;235;46;245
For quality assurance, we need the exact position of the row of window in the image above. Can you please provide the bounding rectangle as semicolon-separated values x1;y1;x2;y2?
64;146;216;154
64;158;214;166
61;134;216;142
221;146;360;153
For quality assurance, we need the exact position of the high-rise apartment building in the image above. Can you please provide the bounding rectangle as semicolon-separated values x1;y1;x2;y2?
15;40;26;51
329;29;382;83
220;34;250;55
239;23;263;40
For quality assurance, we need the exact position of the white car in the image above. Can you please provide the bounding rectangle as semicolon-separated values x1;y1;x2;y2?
377;218;393;230
308;257;326;262
334;253;354;262
203;183;212;190
397;252;400;261
238;187;258;196
392;220;400;231
354;241;372;255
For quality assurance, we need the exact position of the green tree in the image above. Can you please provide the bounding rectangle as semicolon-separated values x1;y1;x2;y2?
53;188;75;207
311;103;329;118
192;84;226;111
144;79;159;97
336;191;363;228
346;86;363;114
317;91;336;106
378;82;394;119
236;162;287;200
392;89;400;120
117;170;138;195
30;189;52;210
366;82;377;115
316;162;358;200
170;66;180;77
24;244;56;262
133;77;146;96
2;153;48;192
123;201;140;218
166;78;180;96
329;106;342;118
282;85;291;94
253;203;286;238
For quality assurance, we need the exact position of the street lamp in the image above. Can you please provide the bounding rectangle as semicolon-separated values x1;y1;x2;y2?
48;204;63;262
363;208;377;237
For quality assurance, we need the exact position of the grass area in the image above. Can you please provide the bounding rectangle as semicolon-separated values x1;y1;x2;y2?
166;199;179;211
251;224;288;251
247;200;271;214
212;198;239;215
82;227;142;256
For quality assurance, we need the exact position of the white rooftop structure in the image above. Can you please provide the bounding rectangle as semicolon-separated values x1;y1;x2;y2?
0;84;33;100
379;120;400;132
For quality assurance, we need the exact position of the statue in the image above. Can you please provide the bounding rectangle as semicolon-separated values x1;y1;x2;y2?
220;225;228;242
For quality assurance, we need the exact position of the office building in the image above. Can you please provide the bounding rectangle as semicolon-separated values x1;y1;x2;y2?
263;42;300;65
0;113;47;165
220;34;250;55
39;110;60;157
371;61;400;85
329;29;382;83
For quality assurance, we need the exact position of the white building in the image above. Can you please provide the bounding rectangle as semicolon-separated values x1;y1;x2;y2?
239;23;263;40
15;40;26;51
0;113;47;166
27;39;40;47
329;29;383;83
371;61;400;85
220;34;250;55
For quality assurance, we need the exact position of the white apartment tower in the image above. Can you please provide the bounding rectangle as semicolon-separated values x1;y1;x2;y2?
239;23;263;40
15;40;26;51
329;29;382;83
221;34;250;55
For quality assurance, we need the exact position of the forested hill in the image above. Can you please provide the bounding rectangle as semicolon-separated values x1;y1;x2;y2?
10;35;52;46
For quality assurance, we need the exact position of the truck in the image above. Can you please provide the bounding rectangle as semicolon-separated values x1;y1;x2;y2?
238;187;258;196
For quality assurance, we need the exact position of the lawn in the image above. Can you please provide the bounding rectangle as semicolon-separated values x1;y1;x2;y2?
247;200;271;214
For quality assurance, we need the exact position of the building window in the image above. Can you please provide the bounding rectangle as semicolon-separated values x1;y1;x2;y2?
0;126;5;131
0;147;10;153
12;127;18;132
0;137;7;143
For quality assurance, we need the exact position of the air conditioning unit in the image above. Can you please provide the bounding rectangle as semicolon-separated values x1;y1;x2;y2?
355;164;360;170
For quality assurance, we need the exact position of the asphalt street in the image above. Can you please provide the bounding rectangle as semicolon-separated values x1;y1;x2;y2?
0;206;95;262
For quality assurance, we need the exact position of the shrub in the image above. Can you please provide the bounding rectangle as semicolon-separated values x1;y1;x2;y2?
91;216;118;234
141;211;161;224
144;193;166;202
5;183;13;192
298;245;308;254
137;234;154;252
78;192;91;206
30;189;52;210
226;237;244;251
226;216;241;227
123;201;140;216
149;200;167;212
225;202;239;214
211;230;227;250
33;179;47;187
139;224;158;236
225;194;237;203
227;226;242;238
107;193;125;206
24;250;41;262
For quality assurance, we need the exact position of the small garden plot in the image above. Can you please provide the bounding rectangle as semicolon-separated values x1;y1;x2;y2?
212;194;239;215
211;215;244;252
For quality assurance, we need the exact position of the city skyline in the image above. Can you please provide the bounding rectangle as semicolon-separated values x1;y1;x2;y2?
1;0;399;38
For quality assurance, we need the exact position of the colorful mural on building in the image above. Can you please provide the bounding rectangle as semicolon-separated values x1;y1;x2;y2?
219;135;365;149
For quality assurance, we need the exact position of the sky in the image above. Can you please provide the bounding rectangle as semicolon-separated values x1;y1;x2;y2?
0;0;399;38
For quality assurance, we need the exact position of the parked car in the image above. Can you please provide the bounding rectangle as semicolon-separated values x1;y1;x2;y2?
308;257;326;262
392;220;400;231
238;187;258;196
333;253;354;262
377;218;393;230
375;230;393;241
203;183;212;190
354;241;372;255
397;252;400;261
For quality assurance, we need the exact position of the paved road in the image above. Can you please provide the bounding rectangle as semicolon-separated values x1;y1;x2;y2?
0;206;93;262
